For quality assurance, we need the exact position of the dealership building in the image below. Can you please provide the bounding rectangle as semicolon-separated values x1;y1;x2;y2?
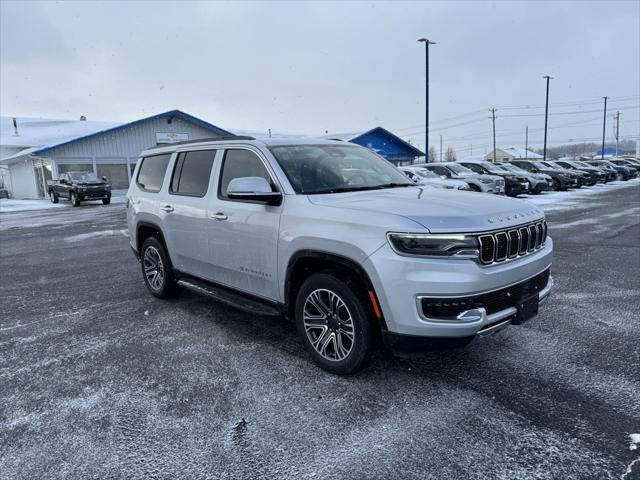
0;110;231;199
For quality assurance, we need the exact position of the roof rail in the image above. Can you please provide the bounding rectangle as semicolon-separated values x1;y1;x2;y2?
146;135;256;150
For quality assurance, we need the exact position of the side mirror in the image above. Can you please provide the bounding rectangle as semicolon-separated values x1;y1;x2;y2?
101;176;107;182
227;177;282;205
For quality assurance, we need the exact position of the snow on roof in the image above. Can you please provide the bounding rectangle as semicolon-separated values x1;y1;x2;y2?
319;130;369;142
500;146;543;159
230;128;310;140
1;116;121;149
0;110;232;163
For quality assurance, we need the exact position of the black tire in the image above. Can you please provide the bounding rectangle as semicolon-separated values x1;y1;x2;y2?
49;190;59;203
102;197;111;205
140;237;176;298
70;191;80;207
295;272;372;374
552;178;561;191
468;184;481;192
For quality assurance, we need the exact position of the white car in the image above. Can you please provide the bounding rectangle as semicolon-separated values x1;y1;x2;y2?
399;166;470;190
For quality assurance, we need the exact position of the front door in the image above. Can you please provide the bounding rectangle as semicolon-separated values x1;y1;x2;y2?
207;147;281;301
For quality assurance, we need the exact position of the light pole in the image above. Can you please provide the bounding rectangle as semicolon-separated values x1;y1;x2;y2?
418;38;436;161
601;96;608;159
542;75;553;162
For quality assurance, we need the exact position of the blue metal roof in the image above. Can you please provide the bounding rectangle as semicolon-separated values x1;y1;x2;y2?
348;126;425;159
32;109;233;155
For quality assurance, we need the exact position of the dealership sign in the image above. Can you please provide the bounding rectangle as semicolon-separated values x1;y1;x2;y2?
156;132;189;144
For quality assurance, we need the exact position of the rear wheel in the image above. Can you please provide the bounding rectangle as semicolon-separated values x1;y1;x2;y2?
70;191;80;207
140;237;175;298
295;273;372;374
552;178;561;191
49;190;58;203
102;197;111;205
468;184;481;192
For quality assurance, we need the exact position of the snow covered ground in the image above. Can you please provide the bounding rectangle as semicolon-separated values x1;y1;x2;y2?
520;178;640;212
0;192;127;213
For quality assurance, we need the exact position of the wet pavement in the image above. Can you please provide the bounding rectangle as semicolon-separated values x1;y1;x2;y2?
1;182;639;479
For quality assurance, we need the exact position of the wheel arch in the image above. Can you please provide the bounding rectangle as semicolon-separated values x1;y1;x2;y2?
136;221;169;255
284;250;387;331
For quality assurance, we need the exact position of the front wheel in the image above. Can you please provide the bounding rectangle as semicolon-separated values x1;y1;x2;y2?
70;191;80;207
295;273;372;374
468;184;481;192
49;191;59;203
552;178;561;191
102;197;111;205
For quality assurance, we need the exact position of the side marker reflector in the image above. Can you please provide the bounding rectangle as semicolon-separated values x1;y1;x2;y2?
368;290;382;319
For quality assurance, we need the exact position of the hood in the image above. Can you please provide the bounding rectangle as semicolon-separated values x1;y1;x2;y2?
307;186;543;233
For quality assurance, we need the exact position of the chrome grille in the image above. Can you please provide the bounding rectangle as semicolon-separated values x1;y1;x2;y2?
479;220;547;265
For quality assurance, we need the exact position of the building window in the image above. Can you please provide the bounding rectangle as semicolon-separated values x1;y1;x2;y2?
57;163;94;175
96;164;130;189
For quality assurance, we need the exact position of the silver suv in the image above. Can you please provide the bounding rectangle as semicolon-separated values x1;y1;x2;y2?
126;136;553;374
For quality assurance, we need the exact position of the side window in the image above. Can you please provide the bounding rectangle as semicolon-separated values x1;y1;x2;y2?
219;149;275;200
136;153;171;193
170;150;216;197
466;164;483;174
434;166;449;177
59;173;66;182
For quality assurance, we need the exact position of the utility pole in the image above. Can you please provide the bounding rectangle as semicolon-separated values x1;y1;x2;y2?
614;111;620;157
525;126;529;160
601;96;608;159
542;75;553;162
440;135;443;162
489;108;497;162
470;144;473;155
418;38;436;162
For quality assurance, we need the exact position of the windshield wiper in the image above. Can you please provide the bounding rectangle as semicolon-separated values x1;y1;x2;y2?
307;183;413;194
373;182;415;189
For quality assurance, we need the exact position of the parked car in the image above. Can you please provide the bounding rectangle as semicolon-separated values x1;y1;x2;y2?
417;162;506;194
573;159;616;182
47;171;111;206
538;161;590;187
509;160;579;191
610;158;640;174
457;160;529;197
586;160;637;181
620;157;640;168
551;160;603;185
497;162;552;194
399;166;470;190
126;137;553;374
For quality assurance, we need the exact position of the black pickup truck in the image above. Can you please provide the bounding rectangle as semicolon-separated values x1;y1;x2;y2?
47;171;111;206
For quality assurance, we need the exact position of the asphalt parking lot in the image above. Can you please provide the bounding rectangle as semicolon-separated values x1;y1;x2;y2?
1;182;639;480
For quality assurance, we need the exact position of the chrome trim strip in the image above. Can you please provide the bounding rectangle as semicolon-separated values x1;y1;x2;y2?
477;318;513;337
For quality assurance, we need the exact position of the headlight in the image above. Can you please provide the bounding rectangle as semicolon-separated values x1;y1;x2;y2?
479;178;493;184
105;184;111;188
388;233;479;258
505;175;517;181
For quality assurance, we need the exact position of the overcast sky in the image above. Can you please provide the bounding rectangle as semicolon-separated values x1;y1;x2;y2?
1;0;638;155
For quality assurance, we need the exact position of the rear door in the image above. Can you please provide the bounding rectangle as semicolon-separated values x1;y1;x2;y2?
160;149;219;280
206;147;282;301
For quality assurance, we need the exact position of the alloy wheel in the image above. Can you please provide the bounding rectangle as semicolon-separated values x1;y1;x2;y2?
303;288;355;361
143;246;164;291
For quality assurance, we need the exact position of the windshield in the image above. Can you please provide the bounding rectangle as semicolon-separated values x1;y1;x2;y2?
534;161;553;170
446;163;474;174
269;144;414;194
481;162;509;174
574;161;593;168
409;168;439;178
500;163;527;174
67;172;101;182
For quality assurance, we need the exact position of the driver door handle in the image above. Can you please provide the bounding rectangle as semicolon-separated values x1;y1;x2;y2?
210;212;228;221
160;204;174;213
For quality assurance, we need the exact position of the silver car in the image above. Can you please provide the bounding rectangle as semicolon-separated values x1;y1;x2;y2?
126;137;552;374
399;166;470;190
498;162;553;194
417;162;506;194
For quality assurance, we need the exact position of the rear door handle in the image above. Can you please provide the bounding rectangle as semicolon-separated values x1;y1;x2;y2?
210;212;228;221
160;204;174;213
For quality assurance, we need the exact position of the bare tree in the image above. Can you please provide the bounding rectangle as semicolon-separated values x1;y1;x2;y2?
445;147;456;161
428;146;437;162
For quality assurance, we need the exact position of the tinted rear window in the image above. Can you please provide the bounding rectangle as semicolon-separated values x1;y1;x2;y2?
137;154;171;192
170;150;216;197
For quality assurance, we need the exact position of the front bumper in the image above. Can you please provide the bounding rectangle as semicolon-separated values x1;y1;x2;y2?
381;274;553;355
78;189;111;200
364;236;553;338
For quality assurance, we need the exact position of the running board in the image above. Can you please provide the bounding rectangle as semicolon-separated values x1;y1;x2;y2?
177;278;282;316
